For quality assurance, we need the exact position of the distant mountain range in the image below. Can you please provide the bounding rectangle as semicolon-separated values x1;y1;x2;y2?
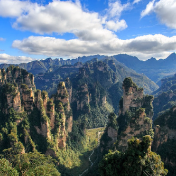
34;58;158;97
113;53;176;83
1;53;176;84
0;55;105;75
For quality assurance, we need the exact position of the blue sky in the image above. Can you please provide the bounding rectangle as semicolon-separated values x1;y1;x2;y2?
0;0;176;64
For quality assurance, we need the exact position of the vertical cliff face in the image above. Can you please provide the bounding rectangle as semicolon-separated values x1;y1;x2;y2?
52;82;73;148
33;81;73;149
76;83;90;111
122;80;143;115
21;84;34;113
56;82;70;111
0;66;73;159
0;66;35;91
152;106;176;175
117;108;153;151
117;78;154;151
3;84;22;113
65;77;72;104
120;77;153;118
0;66;36;114
101;77;154;153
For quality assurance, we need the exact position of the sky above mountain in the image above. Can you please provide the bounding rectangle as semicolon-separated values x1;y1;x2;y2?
0;0;176;64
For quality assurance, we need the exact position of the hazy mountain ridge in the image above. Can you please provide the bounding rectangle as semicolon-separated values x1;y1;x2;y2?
0;55;105;75
113;53;176;83
33;57;158;97
152;74;176;119
1;53;176;85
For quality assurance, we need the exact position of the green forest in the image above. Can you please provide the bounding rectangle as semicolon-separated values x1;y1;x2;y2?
0;56;175;176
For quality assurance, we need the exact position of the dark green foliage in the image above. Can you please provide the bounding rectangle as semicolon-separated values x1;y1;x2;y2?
108;113;118;131
108;82;123;113
67;121;85;151
99;136;168;176
0;152;60;176
154;106;176;130
0;158;18;176
117;110;132;134
28;107;48;153
155;139;176;176
154;106;176;175
41;90;48;100
47;99;54;112
142;95;154;117
79;106;111;129
123;77;137;92
153;74;176;120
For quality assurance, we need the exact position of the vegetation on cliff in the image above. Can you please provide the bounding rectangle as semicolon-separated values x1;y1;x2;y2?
100;78;154;156
0;152;61;176
153;106;176;176
99;135;168;176
0;62;174;176
153;74;176;120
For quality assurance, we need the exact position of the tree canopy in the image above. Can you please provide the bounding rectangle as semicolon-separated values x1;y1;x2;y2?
99;135;168;176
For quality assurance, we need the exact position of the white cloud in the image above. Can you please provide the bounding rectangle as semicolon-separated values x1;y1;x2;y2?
103;0;129;31
127;51;172;61
133;0;142;4
105;20;127;32
0;0;33;17
0;37;5;41
141;0;155;18
107;0;130;19
13;1;101;34
154;0;176;29
2;0;175;61
141;0;176;29
0;0;128;40
0;53;34;64
12;34;176;60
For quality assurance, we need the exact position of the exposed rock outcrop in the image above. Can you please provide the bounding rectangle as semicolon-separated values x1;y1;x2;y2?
101;77;154;153
52;82;73;148
152;106;176;175
0;67;73;153
0;66;35;91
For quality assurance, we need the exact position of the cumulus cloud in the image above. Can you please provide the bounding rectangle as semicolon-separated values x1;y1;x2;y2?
107;0;130;19
105;20;127;32
141;0;155;18
133;0;142;4
1;0;176;61
154;0;176;29
141;0;176;29
104;0;129;31
0;53;34;64
0;0;128;40
13;1;101;34
12;34;176;60
0;0;33;17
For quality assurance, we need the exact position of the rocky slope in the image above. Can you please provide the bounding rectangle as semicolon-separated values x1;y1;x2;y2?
0;55;105;75
101;77;154;153
114;53;176;83
153;74;176;120
0;66;72;156
1;53;176;84
153;106;176;176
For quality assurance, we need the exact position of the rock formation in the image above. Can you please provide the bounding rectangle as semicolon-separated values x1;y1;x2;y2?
101;77;154;152
152;106;176;175
0;66;73;157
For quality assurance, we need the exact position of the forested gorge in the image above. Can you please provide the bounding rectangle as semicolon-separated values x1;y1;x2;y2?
0;55;176;176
